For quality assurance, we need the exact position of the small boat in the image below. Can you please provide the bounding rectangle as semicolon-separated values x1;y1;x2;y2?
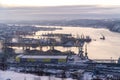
100;34;105;40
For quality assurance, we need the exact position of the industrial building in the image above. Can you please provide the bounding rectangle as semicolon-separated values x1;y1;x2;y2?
15;54;68;64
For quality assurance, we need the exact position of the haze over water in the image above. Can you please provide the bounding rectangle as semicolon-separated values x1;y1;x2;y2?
36;26;120;59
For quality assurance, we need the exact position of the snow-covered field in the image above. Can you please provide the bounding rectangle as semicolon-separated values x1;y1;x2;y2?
0;70;37;80
0;70;79;80
0;70;93;80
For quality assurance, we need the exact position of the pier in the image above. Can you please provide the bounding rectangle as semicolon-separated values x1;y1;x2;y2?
93;59;118;63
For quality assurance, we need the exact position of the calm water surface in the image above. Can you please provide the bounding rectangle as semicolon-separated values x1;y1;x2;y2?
35;26;120;59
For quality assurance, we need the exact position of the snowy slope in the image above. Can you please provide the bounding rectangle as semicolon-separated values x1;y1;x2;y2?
0;70;36;80
0;70;76;80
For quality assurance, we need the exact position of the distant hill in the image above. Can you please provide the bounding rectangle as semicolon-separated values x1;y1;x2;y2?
1;5;120;33
1;19;120;33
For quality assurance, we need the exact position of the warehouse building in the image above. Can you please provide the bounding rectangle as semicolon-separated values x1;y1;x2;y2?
15;54;68;64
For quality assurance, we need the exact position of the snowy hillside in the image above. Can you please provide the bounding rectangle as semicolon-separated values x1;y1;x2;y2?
0;70;76;80
0;70;37;80
0;70;92;80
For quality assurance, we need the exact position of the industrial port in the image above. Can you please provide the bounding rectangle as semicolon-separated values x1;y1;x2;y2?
0;24;120;80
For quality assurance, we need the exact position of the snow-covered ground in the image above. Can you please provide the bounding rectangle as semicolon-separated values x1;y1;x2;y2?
0;70;78;80
83;72;93;80
0;70;37;80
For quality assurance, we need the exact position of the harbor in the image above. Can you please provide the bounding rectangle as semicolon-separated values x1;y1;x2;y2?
0;24;120;80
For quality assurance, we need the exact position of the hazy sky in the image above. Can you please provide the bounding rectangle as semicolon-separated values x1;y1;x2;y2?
0;0;120;7
1;0;120;21
1;5;120;21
